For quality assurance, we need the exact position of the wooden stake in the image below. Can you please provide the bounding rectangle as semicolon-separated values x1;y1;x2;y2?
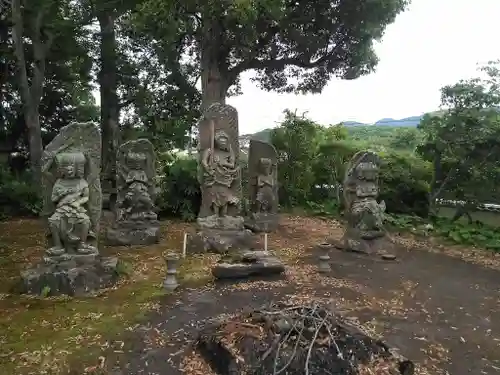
182;232;187;258
264;233;268;252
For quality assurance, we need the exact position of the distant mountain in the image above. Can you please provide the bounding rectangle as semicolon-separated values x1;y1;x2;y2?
240;111;445;143
374;115;423;127
341;120;366;127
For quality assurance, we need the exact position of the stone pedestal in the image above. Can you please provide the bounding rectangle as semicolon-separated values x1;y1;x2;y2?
244;212;278;233
212;250;285;279
337;229;397;259
106;220;160;246
186;215;256;254
17;255;120;297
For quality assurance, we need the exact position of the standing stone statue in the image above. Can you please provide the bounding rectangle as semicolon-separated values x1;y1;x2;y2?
106;139;160;245
19;122;120;296
340;150;392;255
187;103;254;254
245;139;279;232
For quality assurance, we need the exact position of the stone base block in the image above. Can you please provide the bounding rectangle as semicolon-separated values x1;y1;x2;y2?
336;230;397;259
17;257;120;297
212;250;285;279
187;228;256;254
244;212;278;233
106;224;160;246
197;215;245;230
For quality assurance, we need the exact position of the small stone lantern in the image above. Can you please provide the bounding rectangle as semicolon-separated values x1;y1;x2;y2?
317;242;332;273
163;252;179;291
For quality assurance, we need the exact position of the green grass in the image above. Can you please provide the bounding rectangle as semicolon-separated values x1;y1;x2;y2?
438;207;500;228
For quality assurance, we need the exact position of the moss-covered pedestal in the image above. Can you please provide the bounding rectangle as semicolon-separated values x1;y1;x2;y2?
17;255;121;297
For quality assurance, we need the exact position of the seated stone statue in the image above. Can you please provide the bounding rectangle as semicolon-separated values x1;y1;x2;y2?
46;152;98;257
201;129;240;217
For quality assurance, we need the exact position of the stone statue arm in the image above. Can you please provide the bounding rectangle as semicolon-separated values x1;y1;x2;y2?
201;148;214;175
222;150;236;169
71;186;89;206
57;192;80;207
51;182;64;203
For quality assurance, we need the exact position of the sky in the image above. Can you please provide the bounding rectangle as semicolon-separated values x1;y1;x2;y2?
227;0;500;134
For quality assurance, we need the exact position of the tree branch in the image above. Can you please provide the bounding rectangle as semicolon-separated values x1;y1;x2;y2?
228;35;342;87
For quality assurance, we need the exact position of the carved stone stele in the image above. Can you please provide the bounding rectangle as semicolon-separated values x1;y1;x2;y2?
187;103;255;254
18;122;120;297
106;139;160;246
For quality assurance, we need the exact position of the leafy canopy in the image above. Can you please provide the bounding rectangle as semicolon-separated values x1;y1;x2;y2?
135;0;409;94
417;61;500;203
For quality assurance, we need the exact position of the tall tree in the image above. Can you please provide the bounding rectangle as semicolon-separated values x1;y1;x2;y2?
136;0;408;109
417;61;500;216
6;0;97;175
10;0;55;183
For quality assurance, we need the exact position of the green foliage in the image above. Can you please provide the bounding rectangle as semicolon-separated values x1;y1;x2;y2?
0;168;42;219
417;61;500;207
269;110;432;216
433;218;500;251
271;110;322;206
385;213;500;252
378;151;431;217
1;0;99;154
158;156;201;221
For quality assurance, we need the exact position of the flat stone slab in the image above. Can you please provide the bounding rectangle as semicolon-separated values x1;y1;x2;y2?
244;212;278;233
17;256;121;297
212;250;285;279
187;228;257;254
106;224;160;246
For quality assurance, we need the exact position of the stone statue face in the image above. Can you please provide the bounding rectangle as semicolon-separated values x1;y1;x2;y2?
214;131;230;151
56;152;85;178
356;162;378;180
126;152;147;170
260;158;272;175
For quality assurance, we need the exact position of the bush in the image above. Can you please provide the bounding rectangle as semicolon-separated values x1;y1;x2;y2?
0;167;42;219
378;151;431;217
158;156;201;221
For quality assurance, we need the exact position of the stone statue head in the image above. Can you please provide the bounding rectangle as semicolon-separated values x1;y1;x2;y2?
259;157;273;175
56;152;86;179
214;130;230;151
356;162;378;181
126;152;147;170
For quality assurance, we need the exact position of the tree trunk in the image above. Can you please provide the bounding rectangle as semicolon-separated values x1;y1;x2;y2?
98;11;120;208
11;0;51;185
200;18;228;111
26;110;43;183
200;59;228;110
429;151;444;216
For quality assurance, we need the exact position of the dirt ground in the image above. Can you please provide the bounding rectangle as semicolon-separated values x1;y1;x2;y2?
1;215;500;374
